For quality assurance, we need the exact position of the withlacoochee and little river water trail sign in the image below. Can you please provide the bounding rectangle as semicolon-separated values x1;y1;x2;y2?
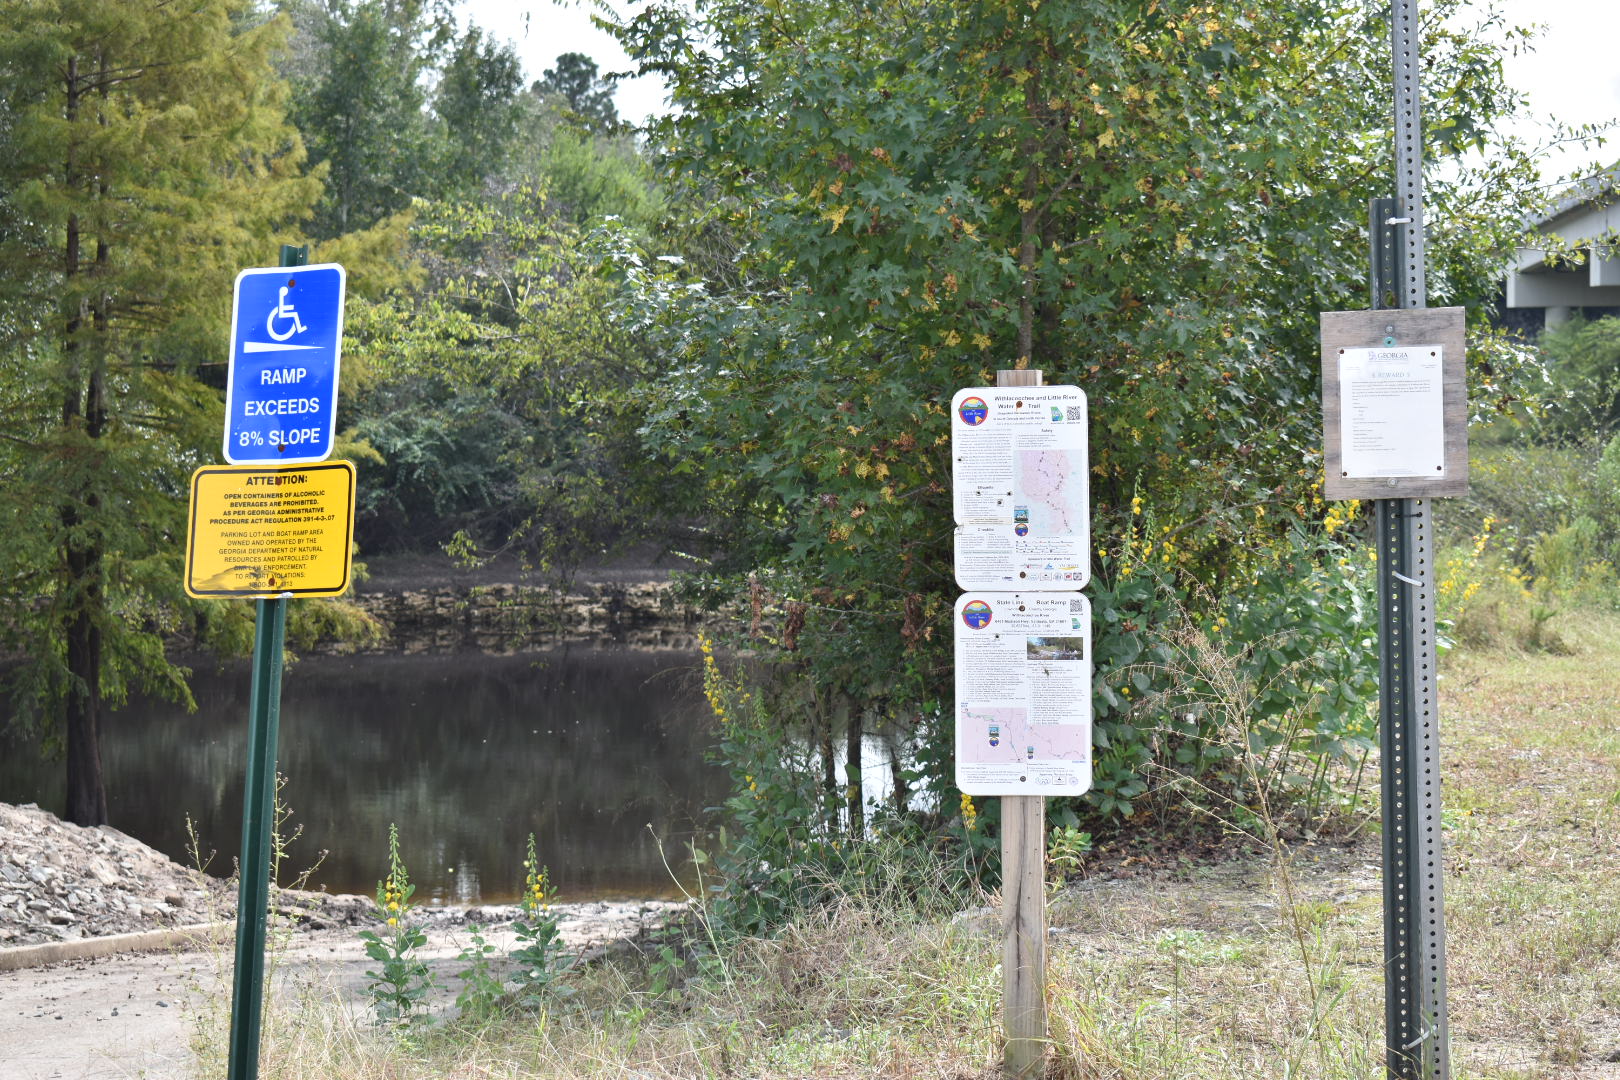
950;385;1089;590
223;263;346;465
951;381;1093;799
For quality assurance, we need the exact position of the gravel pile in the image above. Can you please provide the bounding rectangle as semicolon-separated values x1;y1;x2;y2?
0;802;684;956
0;802;226;948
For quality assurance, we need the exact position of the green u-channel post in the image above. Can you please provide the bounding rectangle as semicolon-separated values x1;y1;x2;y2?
226;242;306;1080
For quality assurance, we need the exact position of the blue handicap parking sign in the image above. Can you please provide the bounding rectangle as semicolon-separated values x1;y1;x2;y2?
223;263;346;464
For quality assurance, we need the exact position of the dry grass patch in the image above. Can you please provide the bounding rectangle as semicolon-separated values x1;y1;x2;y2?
196;619;1620;1078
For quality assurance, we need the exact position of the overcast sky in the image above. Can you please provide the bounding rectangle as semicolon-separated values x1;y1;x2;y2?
457;0;1620;185
1490;0;1620;184
455;1;667;124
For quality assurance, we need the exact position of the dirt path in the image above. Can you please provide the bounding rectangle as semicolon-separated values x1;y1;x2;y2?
0;903;679;1079
1;941;210;1080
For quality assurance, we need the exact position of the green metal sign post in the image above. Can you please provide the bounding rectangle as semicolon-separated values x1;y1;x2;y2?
225;243;306;1080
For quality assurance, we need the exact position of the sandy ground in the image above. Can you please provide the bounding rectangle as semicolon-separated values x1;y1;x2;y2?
0;904;679;1079
1;938;212;1080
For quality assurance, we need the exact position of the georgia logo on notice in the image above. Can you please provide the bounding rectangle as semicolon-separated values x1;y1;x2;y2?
961;600;993;629
957;396;988;425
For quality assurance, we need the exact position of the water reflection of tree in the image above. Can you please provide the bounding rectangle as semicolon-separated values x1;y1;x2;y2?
1;650;727;903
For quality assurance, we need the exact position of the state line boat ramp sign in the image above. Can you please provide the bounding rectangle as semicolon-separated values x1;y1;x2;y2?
954;593;1093;796
184;461;356;599
951;386;1089;590
223;263;346;465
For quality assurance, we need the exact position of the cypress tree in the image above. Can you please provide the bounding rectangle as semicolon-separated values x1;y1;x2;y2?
0;0;322;824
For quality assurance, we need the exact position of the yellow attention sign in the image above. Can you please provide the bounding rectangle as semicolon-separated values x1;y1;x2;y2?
185;461;356;599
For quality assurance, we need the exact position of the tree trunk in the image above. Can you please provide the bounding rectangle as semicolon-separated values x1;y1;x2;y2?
845;706;864;838
820;692;838;831
60;52;110;826
888;728;910;815
64;607;107;826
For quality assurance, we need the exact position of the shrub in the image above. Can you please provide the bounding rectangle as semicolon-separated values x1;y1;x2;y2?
1077;525;1380;830
358;825;436;1023
510;834;570;1006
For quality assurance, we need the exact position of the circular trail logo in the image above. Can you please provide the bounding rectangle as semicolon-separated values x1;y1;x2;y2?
1014;523;1030;537
961;600;993;629
957;396;988;425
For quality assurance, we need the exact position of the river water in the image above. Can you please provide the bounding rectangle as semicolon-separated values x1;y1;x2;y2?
0;647;728;904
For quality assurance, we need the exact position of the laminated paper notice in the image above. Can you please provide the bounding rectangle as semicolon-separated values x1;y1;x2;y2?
954;593;1092;797
951;386;1089;590
1338;345;1445;479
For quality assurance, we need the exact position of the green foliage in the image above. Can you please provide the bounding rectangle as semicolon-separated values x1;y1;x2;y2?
692;634;988;939
535;129;663;231
343;186;676;566
285;0;524;235
693;636;845;937
358;824;436;1023
453;927;504;1020
1080;524;1379;825
348;377;522;551
1535;316;1620;443
432;25;524;196
1438;427;1620;626
1531;516;1613;596
1047;825;1094;886
603;0;1544;861
286;0;452;236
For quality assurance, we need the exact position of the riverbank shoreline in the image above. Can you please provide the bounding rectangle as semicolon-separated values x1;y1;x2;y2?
337;549;709;655
0;801;684;957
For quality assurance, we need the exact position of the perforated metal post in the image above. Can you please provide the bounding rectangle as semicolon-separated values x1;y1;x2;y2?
1372;3;1451;1075
1373;493;1448;1079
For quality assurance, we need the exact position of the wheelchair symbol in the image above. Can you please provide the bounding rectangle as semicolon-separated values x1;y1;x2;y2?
265;286;307;341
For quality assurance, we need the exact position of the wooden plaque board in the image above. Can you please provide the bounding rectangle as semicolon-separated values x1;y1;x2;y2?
1320;307;1468;500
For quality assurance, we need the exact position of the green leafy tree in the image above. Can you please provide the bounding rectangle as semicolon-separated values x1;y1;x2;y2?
533;51;618;133
608;0;1547;843
0;0;324;824
530;128;662;231
432;25;524;197
285;0;454;236
344;186;669;568
1537;315;1620;442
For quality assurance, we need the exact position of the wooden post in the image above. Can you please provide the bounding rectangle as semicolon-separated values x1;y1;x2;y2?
997;366;1047;1079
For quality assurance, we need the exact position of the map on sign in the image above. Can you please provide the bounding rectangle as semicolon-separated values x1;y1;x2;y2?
951;386;1089;590
1017;449;1086;535
224;263;346;466
958;706;1089;766
954;593;1091;796
184;462;356;599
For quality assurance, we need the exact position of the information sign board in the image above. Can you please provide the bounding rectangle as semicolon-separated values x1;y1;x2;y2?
224;263;346;465
184;462;356;598
950;386;1089;590
954;592;1092;796
1320;307;1467;499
